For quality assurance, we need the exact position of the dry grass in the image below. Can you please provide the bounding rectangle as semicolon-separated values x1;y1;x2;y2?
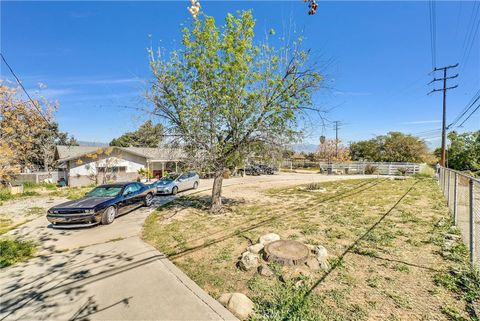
142;178;475;320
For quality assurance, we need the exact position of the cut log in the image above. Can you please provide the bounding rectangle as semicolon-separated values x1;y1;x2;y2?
264;240;310;266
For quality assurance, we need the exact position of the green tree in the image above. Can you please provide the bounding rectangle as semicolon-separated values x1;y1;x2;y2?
148;11;322;212
440;131;480;173
110;120;163;147
350;132;430;163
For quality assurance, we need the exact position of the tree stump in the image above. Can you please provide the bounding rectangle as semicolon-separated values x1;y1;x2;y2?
264;240;310;266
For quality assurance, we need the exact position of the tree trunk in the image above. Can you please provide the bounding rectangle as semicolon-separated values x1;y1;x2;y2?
210;168;224;213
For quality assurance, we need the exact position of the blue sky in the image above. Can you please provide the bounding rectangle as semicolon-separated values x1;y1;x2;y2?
1;1;479;148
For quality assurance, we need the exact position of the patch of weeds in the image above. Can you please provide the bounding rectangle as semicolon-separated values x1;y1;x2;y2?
249;275;320;321
441;305;470;321
352;246;378;258
434;267;480;307
0;238;36;268
325;227;347;239
0;188;13;201
442;242;468;263
304;182;325;191
21;191;40;197
382;290;411;309
392;264;410;273
366;275;380;288
213;244;233;263
300;224;319;236
0;218;14;235
365;229;396;247
26;207;44;216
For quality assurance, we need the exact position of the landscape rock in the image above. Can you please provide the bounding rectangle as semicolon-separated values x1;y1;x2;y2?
319;260;330;270
248;243;264;254
258;264;274;277
315;245;328;261
218;293;233;306
305;257;320;271
226;293;255;320
315;245;330;270
444;233;461;241
259;233;280;245
238;251;260;271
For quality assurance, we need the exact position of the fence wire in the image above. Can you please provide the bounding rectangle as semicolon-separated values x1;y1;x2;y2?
439;167;479;269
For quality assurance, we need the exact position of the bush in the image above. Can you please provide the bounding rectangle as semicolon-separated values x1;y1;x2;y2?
397;167;408;176
364;164;378;175
0;238;36;268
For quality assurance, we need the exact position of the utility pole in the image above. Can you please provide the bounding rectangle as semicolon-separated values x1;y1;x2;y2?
333;121;340;158
428;63;458;167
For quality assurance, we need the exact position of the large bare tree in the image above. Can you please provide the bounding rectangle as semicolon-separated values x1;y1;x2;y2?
148;11;323;212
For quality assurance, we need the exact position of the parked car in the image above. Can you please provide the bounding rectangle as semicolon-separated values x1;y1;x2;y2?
245;165;261;176
46;182;156;228
151;171;199;195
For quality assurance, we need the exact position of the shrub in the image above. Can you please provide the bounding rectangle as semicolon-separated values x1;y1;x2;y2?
397;167;408;176
0;238;36;268
364;164;378;175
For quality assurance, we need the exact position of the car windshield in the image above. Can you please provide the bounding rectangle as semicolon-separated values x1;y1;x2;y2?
159;174;179;183
86;186;122;197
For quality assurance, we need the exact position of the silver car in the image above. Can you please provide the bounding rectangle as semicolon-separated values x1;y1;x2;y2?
153;172;200;195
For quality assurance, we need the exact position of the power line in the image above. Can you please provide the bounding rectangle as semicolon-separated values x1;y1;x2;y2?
447;89;480;129
0;53;51;126
459;1;480;70
428;0;437;69
457;103;480;128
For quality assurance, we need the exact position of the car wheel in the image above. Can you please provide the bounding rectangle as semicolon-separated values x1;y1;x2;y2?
101;206;116;225
172;186;178;195
193;181;199;189
144;193;153;207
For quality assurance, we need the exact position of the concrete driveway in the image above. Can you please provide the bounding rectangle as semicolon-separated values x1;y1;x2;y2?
0;180;239;321
0;173;372;321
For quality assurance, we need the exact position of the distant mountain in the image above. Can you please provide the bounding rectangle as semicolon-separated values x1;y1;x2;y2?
289;143;318;153
77;141;109;147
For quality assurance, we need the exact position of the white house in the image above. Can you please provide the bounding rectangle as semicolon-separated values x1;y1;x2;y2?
55;145;185;186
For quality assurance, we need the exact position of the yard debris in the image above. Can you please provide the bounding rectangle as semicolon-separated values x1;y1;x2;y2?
238;251;260;271
247;243;264;254
258;264;274;277
258;232;280;245
218;292;254;320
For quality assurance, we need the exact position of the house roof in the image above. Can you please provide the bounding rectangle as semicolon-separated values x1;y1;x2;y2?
55;145;185;163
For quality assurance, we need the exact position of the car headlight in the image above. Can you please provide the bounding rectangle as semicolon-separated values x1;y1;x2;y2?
53;210;58;214
84;209;95;214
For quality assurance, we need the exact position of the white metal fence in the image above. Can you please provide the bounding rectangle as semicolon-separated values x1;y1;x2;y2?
439;167;480;268
318;161;422;175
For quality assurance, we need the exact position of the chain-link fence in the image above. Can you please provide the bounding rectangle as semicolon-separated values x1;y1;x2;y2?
439;167;480;268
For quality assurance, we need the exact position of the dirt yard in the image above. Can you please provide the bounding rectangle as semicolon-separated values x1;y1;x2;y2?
143;176;477;321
